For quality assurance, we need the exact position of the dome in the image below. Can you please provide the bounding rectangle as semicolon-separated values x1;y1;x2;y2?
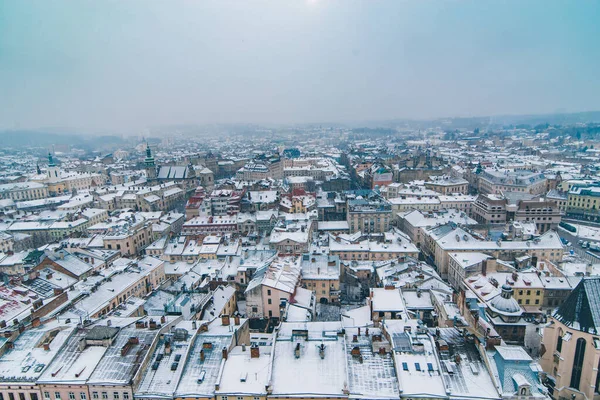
490;294;521;314
490;284;521;314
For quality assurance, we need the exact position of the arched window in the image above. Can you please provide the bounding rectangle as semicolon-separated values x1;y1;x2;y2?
571;338;586;390
520;387;527;396
556;328;563;353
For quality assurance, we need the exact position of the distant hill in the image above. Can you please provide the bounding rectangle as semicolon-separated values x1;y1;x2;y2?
0;130;127;150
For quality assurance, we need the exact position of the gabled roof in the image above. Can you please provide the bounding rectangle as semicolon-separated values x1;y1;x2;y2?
554;277;600;334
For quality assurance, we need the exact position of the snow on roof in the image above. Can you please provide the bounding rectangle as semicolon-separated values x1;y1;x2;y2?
88;321;162;385
175;320;245;397
370;288;406;312
317;221;350;231
344;328;398;398
137;321;197;398
286;304;312;322
216;344;272;395
300;254;340;280
0;322;77;382
495;345;532;362
38;328;108;384
271;322;347;396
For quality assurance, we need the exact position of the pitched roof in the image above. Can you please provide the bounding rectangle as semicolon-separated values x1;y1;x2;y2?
554;277;600;334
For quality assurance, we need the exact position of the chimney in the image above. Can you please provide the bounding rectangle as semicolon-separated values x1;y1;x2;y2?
221;314;230;326
222;347;228;360
200;349;205;362
294;343;301;358
192;321;197;330
43;342;50;351
358;327;361;336
18;324;25;334
161;315;166;324
107;320;112;327
365;328;369;336
352;335;358;343
242;343;246;352
234;315;240;325
319;343;325;359
251;344;260;358
6;342;13;350
379;347;386;355
165;341;171;355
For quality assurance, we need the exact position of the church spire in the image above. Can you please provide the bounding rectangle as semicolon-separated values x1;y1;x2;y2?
48;152;55;167
144;143;155;167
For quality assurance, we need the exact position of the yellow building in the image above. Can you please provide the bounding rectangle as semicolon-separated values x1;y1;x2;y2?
567;184;600;220
300;254;341;304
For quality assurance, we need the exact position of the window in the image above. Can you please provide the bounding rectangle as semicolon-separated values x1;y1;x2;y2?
113;393;119;400
20;394;26;400
122;394;128;400
31;394;38;400
44;394;50;400
102;394;108;400
80;394;86;400
267;299;272;305
267;289;271;296
571;338;587;390
69;393;75;400
9;394;14;400
93;395;98;400
54;394;61;400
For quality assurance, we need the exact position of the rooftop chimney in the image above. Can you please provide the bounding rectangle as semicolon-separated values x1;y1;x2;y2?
200;349;205;362
222;347;228;360
234;315;240;325
251;344;260;358
294;343;301;359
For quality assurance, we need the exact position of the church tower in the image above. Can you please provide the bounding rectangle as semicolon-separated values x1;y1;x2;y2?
47;152;60;183
145;143;157;182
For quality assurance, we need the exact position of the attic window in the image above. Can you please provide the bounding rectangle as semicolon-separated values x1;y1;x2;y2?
402;362;409;371
563;332;572;342
415;363;421;371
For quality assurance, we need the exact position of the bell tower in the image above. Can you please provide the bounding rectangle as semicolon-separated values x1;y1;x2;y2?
145;143;157;182
47;152;60;183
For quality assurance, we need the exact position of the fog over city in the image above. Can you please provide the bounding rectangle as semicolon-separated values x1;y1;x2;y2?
1;0;599;132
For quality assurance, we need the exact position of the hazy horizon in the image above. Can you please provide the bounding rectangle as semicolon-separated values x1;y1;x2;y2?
1;0;599;133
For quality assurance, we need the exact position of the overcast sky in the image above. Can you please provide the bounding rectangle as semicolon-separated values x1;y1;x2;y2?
1;0;599;132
